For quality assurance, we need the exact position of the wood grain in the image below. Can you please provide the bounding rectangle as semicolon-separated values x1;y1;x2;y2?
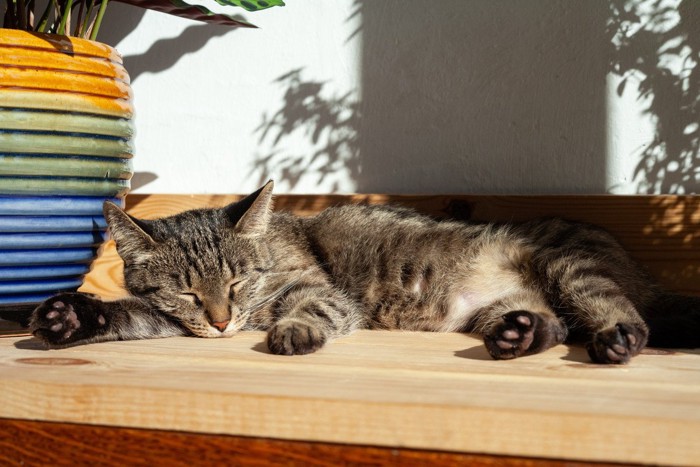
81;194;700;297
0;418;631;467
1;331;699;466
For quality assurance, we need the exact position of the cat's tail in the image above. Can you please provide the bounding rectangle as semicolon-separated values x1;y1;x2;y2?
645;293;700;348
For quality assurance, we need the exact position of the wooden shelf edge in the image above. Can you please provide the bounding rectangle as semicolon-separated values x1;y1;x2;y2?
0;418;634;467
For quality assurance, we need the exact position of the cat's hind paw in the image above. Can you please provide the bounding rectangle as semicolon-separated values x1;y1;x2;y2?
483;310;567;360
30;293;108;348
266;320;327;356
484;310;539;360
586;323;648;364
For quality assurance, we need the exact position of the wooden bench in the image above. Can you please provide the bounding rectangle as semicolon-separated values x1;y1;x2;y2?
2;194;699;466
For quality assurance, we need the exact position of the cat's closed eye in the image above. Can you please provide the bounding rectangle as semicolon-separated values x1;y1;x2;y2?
179;293;203;307
228;279;245;300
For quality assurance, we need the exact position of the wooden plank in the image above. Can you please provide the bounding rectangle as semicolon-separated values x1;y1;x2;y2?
0;418;632;467
1;332;699;465
80;194;700;298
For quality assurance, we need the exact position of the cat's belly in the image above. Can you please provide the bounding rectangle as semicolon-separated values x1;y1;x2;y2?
434;248;528;332
436;284;522;332
366;275;524;332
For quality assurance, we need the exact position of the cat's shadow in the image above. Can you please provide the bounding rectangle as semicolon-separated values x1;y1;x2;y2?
453;345;493;361
454;343;598;364
251;341;271;354
13;338;47;351
249;340;597;363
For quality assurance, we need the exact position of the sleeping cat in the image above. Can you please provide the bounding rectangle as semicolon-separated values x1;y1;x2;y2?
30;181;700;363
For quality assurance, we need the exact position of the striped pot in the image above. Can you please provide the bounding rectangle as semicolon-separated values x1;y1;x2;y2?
0;30;133;314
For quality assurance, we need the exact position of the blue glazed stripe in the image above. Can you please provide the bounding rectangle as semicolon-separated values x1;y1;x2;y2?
0;264;89;280
0;277;83;294
0;248;97;265
0;215;107;232
0;195;122;215
0;231;106;249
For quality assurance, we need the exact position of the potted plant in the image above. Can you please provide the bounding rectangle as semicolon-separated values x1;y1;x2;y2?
0;0;284;324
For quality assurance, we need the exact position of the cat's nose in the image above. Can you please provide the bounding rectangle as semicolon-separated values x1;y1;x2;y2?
212;320;230;332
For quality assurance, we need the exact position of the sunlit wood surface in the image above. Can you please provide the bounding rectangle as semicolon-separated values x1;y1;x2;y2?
2;331;699;466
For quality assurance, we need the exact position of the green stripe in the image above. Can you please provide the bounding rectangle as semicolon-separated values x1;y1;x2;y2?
0;177;130;197
0;109;134;138
0;132;133;158
0;89;133;118
0;155;132;179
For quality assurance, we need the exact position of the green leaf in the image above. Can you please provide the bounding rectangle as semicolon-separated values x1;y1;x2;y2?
114;0;284;27
212;0;285;12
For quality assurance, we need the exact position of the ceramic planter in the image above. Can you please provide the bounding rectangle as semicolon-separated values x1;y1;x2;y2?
0;30;133;315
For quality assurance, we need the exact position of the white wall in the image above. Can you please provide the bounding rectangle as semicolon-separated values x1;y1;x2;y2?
99;0;698;195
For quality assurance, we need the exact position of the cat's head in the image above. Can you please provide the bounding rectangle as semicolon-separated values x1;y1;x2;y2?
103;181;277;337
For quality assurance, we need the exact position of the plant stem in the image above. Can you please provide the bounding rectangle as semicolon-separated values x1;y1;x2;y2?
35;0;52;32
79;0;94;37
89;0;108;41
56;0;72;34
73;0;85;36
48;0;61;33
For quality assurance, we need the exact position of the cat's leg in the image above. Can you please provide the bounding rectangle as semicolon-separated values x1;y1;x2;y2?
515;218;654;364
30;292;186;348
266;283;361;356
559;283;648;364
470;290;568;360
548;258;653;364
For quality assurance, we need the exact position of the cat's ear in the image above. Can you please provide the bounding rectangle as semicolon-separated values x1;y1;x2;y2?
225;180;274;236
103;201;156;264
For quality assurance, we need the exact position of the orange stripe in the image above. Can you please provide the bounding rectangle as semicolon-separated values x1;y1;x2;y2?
0;67;132;100
0;89;133;118
0;30;123;64
0;46;129;82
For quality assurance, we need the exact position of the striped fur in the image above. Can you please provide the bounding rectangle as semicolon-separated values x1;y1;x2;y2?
30;182;700;364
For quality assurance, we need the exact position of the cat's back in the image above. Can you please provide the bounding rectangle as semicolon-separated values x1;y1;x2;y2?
304;204;467;251
310;203;439;234
301;203;524;263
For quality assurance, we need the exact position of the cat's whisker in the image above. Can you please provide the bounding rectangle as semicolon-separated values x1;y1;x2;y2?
246;270;314;314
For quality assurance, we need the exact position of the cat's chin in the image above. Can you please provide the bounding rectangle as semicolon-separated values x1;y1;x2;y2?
190;328;239;338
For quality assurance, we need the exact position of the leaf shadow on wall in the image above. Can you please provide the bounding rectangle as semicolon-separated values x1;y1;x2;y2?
121;24;240;82
254;1;617;194
97;4;243;82
608;0;700;195
608;0;700;293
250;68;361;191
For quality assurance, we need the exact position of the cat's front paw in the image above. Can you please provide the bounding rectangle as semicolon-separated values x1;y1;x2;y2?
30;293;108;348
267;320;327;356
586;323;648;364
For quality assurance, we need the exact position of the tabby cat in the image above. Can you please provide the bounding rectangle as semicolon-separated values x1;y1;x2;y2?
30;181;700;363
